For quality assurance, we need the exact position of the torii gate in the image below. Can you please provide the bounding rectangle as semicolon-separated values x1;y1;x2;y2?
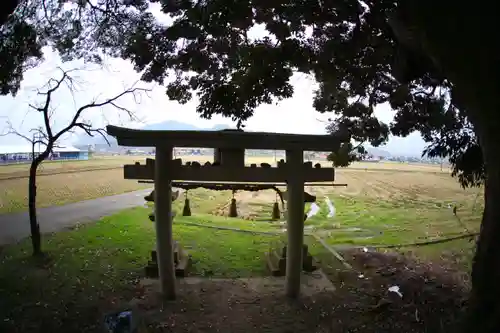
106;125;340;300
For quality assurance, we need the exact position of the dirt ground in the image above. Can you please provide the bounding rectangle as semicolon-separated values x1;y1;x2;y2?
125;249;469;333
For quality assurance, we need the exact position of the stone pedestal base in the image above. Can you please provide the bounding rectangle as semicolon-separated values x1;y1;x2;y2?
145;240;191;278
266;242;317;277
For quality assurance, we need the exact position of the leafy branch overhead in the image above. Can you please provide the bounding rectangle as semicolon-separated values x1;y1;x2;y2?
0;0;484;186
121;0;484;186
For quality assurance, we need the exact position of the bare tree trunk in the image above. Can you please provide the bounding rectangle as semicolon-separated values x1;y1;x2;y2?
465;174;500;332
462;116;500;332
28;157;43;256
387;4;499;330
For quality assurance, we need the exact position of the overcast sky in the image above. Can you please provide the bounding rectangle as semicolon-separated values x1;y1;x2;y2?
0;5;427;156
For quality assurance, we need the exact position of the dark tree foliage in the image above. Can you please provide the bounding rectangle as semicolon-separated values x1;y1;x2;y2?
118;0;486;186
0;3;42;95
0;0;149;93
0;0;484;187
0;0;20;27
2;2;499;332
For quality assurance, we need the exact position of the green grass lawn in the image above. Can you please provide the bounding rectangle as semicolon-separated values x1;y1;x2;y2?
0;188;481;332
0;207;283;332
303;195;479;272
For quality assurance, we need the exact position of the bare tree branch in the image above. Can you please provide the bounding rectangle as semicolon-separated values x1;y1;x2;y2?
1;121;62;150
32;68;72;140
52;83;150;142
73;123;111;145
3;67;151;155
1;119;35;143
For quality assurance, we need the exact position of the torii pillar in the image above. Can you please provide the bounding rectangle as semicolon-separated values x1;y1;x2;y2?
285;149;305;298
105;124;340;300
154;145;176;300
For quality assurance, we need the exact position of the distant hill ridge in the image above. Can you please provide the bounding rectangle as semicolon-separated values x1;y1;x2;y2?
74;120;392;158
74;120;231;145
365;147;391;158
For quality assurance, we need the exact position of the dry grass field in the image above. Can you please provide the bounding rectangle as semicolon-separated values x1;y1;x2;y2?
0;155;463;215
0;156;151;213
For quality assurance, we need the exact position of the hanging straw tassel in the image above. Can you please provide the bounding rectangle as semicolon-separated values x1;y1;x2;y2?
182;191;191;216
144;190;155;202
229;198;238;217
272;201;280;220
182;198;192;216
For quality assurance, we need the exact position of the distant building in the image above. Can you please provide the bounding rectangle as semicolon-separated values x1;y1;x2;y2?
0;145;88;164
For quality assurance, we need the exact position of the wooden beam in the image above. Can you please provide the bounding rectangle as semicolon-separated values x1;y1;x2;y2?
213;148;221;164
124;163;153;180
124;163;335;183
285;149;305;298
154;146;176;300
139;180;348;187
106;125;341;151
220;148;245;167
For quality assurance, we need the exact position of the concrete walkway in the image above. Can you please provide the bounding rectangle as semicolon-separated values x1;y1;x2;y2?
0;188;153;246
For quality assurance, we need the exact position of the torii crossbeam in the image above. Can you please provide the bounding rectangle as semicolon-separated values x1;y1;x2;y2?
106;125;341;300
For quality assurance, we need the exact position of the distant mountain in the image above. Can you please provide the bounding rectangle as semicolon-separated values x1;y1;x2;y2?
142;120;200;131
365;146;391;158
74;134;117;146
73;120;231;145
140;120;231;132
211;124;232;131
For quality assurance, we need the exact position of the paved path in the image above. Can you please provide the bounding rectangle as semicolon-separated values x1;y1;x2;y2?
0;188;153;246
